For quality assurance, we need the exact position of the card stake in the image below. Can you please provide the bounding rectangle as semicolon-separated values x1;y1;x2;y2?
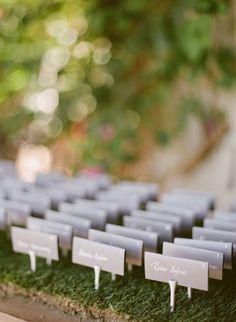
145;252;208;312
11;227;59;272
72;237;125;290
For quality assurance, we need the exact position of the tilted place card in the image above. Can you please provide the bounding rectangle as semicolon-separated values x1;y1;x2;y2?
145;252;208;312
163;242;223;280
106;224;158;252
8;190;51;216
214;210;236;223
45;209;91;238
72;237;125;290
161;195;208;221
163;191;210;210
174;238;232;270
109;185;150;203
27;217;72;251
96;192;139;215
123;216;173;243
55;183;87;202
11;226;59;272
26;186;68;209
131;210;182;233
204;218;236;233
89;229;143;266
192;227;236;256
59;202;107;230
117;181;159;200
146;202;195;230
72;237;125;275
145;252;208;290
0;199;31;226
75;199;120;223
172;188;215;210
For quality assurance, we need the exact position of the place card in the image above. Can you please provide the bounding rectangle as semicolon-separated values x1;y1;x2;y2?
96;192;140;214
35;172;65;187
54;183;87;202
26;186;68;209
214;210;236;223
106;224;158;252
123;216;173;242
174;238;232;270
192;227;236;256
118;181;159;200
163;242;223;280
145;252;208;312
88;229;143;267
146;202;195;230
27;217;72;251
172;188;215;209
161;193;208;220
131;210;182;233
45;209;91;238
8;190;51;216
11;226;59;272
72;237;125;289
204;218;236;233
0;199;31;226
74;199;120;223
59;202;107;230
109;185;150;203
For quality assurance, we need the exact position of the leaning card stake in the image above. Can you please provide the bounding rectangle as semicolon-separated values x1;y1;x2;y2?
72;237;125;290
11;227;59;272
145;252;208;312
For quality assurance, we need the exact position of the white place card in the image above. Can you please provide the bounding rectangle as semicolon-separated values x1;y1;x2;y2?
145;252;208;290
131;210;182;233
27;217;72;251
106;224;158;252
59;202;107;230
72;237;125;275
45;209;91;238
123;216;173;242
11;226;59;271
74;199;120;223
163;242;223;280
88;229;143;266
192;227;236;256
174;238;232;270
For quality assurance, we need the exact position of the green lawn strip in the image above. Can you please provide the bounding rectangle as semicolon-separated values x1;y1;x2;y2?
0;231;236;322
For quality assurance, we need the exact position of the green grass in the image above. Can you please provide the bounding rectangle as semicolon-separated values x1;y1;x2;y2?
0;231;236;322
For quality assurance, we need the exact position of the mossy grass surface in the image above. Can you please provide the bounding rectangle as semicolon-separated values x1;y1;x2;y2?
0;231;235;321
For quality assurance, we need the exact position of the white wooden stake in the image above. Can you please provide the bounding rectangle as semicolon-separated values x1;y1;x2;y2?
128;263;133;272
29;250;36;272
94;265;101;290
46;257;52;266
187;287;192;299
111;273;116;281
169;280;177;313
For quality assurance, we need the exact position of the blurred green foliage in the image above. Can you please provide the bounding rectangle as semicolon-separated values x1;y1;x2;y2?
0;0;233;169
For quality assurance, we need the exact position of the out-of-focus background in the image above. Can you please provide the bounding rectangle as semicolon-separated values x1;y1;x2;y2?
0;0;235;183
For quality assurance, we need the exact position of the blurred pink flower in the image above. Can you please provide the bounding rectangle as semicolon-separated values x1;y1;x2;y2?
100;123;115;141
